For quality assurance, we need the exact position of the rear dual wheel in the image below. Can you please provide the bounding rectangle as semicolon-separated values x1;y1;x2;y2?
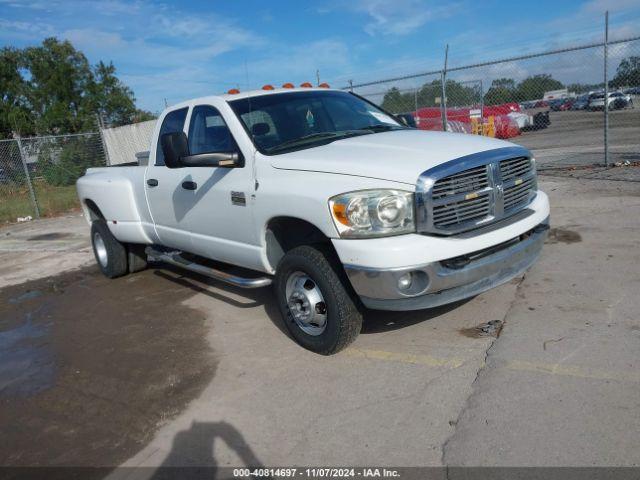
91;220;147;278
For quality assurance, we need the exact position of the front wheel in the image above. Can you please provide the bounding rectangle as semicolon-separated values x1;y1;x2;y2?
274;245;362;355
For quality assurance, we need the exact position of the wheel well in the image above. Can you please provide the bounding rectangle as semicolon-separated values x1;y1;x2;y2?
265;217;335;270
84;199;105;222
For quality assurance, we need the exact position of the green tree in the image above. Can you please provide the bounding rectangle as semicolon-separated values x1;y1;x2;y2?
566;82;604;94
87;61;155;127
382;79;481;112
22;38;94;134
0;47;34;138
39;135;105;186
611;56;640;88
381;87;409;113
515;74;564;102
484;78;517;105
8;38;153;137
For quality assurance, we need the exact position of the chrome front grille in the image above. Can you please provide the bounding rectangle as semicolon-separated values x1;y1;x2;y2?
416;146;537;235
431;165;489;200
433;195;491;228
500;156;531;182
504;177;536;212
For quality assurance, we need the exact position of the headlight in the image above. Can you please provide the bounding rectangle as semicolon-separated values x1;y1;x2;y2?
329;190;415;238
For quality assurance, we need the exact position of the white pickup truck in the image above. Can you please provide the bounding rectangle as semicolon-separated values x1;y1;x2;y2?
77;87;550;354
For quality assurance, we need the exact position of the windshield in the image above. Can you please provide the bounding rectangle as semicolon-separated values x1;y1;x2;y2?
228;90;405;154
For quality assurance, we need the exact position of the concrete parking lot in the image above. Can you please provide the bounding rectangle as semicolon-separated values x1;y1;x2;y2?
1;174;639;475
516;108;639;168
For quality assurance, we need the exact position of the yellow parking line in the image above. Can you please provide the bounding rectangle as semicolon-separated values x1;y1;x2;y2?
505;360;640;383
344;348;465;368
344;348;639;383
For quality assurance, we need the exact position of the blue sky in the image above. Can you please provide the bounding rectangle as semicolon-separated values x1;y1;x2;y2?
1;0;639;112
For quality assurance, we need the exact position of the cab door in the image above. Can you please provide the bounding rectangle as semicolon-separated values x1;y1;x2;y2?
180;104;258;270
144;106;194;252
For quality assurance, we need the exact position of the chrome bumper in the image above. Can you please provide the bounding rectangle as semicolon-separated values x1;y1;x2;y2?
344;219;549;311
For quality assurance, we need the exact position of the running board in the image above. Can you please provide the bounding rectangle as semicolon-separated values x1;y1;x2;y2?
145;247;272;289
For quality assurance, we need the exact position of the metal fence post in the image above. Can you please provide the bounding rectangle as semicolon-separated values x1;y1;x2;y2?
16;136;40;219
441;44;449;131
479;79;484;118
603;11;609;167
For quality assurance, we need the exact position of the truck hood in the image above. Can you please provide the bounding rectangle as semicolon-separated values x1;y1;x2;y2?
269;129;518;185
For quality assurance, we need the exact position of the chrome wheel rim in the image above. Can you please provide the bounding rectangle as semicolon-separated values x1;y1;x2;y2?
285;271;327;336
93;232;108;268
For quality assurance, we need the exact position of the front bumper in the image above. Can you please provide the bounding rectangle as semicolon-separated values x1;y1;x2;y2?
344;219;549;311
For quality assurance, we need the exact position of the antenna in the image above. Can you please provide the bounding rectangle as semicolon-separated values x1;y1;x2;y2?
316;69;320;86
244;60;254;140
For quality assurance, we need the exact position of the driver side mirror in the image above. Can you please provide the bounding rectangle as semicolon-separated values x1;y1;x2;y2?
161;131;189;169
160;131;242;168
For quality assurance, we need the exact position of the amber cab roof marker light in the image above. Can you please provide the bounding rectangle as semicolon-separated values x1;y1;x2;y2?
282;83;295;88
262;84;275;90
319;83;330;88
227;88;240;94
300;82;313;88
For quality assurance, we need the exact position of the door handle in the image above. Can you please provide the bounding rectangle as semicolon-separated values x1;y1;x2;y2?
182;181;197;190
147;178;158;187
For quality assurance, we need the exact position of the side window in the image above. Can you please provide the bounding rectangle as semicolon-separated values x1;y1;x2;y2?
155;107;188;166
187;105;237;155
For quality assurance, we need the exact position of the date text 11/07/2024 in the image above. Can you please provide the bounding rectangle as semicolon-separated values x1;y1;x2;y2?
233;467;401;478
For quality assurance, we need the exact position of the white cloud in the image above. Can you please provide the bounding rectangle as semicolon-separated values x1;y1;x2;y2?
346;0;451;36
227;39;352;87
0;18;56;39
0;0;268;110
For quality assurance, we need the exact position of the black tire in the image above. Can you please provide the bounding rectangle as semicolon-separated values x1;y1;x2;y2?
274;245;362;355
91;220;128;279
127;243;148;273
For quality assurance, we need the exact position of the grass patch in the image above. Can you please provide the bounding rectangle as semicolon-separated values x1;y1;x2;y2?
0;180;80;224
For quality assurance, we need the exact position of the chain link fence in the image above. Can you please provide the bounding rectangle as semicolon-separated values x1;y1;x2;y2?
2;25;639;224
348;35;640;174
0;133;106;224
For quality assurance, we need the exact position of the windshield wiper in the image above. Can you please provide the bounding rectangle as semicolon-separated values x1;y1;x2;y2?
267;130;370;154
358;124;407;132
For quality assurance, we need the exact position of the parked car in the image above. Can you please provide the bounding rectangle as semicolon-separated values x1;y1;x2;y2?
549;98;574;111
589;91;632;110
77;86;550;355
610;91;633;109
519;101;537;110
570;95;590;110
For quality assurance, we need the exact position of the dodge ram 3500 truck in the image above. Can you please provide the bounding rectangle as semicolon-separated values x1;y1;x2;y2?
77;87;550;355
